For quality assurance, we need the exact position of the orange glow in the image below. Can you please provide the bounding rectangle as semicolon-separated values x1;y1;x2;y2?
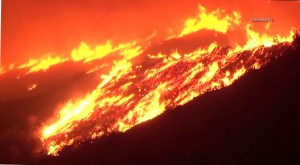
0;67;5;75
0;64;16;75
0;40;139;75
0;4;295;156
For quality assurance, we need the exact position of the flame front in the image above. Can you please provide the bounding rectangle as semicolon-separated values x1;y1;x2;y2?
179;6;241;37
1;5;295;155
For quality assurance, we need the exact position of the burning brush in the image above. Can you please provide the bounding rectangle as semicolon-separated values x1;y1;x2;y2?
0;5;298;156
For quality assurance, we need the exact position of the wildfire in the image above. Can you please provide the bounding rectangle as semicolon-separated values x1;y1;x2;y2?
0;4;296;156
39;5;296;155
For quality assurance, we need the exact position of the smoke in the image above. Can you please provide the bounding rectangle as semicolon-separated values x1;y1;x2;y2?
2;0;299;66
0;61;104;162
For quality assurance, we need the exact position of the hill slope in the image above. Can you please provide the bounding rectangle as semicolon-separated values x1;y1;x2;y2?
36;37;300;164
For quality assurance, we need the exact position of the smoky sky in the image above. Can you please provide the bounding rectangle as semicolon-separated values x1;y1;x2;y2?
2;0;300;66
1;0;300;163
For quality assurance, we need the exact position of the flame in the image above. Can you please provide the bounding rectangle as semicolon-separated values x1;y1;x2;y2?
71;42;113;62
180;5;241;37
0;40;138;75
70;41;137;63
0;5;294;155
40;29;294;155
17;55;68;74
243;24;295;49
116;83;167;132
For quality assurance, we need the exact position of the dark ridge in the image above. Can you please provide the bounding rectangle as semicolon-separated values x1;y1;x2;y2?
35;35;300;165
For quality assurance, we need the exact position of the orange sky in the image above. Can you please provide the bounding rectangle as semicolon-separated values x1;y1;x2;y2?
2;0;299;67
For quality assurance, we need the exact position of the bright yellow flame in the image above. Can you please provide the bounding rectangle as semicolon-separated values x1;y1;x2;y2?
42;93;97;140
71;41;113;62
71;41;139;63
244;24;295;49
41;58;134;154
200;62;219;83
180;5;241;36
117;83;167;132
18;56;67;74
120;46;143;59
29;57;67;73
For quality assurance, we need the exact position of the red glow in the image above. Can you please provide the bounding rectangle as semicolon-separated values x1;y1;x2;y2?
1;0;299;157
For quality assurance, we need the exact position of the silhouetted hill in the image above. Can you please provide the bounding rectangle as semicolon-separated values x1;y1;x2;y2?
36;36;300;165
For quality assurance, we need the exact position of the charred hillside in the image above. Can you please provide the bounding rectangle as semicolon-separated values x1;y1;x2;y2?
36;36;300;165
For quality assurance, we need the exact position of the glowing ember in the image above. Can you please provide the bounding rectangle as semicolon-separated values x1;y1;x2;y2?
28;84;37;91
